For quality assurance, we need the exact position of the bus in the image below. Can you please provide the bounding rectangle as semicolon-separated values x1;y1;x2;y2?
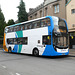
3;16;69;56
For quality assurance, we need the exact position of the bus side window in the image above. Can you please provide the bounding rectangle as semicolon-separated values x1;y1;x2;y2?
46;18;50;26
21;24;25;30
16;26;21;31
22;37;28;44
14;26;17;32
32;22;37;29
8;27;11;32
14;38;18;44
27;23;32;29
36;20;40;28
10;27;14;32
42;35;51;45
25;24;27;30
27;24;30;29
7;38;14;44
7;39;10;44
41;19;46;27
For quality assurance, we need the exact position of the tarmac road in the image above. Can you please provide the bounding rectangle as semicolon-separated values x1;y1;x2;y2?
0;49;75;75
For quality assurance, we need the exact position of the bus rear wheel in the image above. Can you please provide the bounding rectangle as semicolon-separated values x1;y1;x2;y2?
33;49;39;56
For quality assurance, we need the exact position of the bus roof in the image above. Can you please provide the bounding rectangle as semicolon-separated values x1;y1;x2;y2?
6;16;46;28
5;16;65;28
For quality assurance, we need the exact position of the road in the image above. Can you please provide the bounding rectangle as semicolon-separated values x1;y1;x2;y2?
0;49;75;75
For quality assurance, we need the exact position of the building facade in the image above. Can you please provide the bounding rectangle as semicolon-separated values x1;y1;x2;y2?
66;0;75;48
28;0;66;20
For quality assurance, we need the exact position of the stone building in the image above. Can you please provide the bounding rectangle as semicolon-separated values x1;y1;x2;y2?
28;0;67;20
66;0;75;48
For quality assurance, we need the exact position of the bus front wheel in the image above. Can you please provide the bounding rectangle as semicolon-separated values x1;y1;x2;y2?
33;48;39;56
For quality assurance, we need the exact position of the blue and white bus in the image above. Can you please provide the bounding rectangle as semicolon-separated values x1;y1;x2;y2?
3;16;69;56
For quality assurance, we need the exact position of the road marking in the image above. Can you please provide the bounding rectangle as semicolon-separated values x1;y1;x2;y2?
16;73;21;75
9;72;14;75
2;66;6;68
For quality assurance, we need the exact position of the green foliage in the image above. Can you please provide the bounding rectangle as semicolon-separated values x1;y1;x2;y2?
7;19;15;26
17;0;28;23
0;7;6;37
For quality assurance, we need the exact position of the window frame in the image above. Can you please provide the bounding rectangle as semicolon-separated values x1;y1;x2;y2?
54;4;59;13
71;9;75;14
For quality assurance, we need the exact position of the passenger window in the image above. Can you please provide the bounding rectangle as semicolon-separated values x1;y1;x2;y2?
17;26;21;31
19;26;21;31
25;24;27;30
7;38;14;44
14;38;18;44
8;27;12;32
42;35;51;45
36;20;40;28
27;25;30;29
41;19;46;27
23;37;28;44
14;26;17;31
11;27;14;32
21;24;25;30
7;39;10;44
41;18;50;27
26;23;31;29
46;18;50;26
32;22;37;29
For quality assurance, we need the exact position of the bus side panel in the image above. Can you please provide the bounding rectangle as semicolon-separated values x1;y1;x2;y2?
21;27;48;55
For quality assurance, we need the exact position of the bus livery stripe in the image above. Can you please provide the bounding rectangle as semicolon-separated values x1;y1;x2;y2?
16;31;23;53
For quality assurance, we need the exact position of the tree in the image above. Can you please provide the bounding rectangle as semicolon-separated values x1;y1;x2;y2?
7;19;15;26
0;7;6;37
17;0;28;23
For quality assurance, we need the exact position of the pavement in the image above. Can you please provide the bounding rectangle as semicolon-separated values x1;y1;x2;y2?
69;49;75;56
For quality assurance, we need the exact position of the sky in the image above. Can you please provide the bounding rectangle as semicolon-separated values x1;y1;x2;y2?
0;0;44;22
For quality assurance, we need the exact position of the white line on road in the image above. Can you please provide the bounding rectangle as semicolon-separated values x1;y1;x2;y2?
9;72;14;75
2;66;6;69
16;73;21;75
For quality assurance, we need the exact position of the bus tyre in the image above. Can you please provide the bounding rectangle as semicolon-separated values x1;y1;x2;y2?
33;49;39;56
8;47;12;53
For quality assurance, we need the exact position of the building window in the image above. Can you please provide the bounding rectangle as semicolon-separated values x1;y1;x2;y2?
54;4;59;13
30;16;32;20
35;13;37;19
40;10;42;17
72;9;75;14
72;24;75;27
45;7;48;16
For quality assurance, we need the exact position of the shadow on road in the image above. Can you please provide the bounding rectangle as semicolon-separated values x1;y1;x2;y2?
68;55;75;57
2;51;69;59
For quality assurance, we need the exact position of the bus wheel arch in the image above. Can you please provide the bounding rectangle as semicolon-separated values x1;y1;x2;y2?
8;47;12;53
32;48;39;56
